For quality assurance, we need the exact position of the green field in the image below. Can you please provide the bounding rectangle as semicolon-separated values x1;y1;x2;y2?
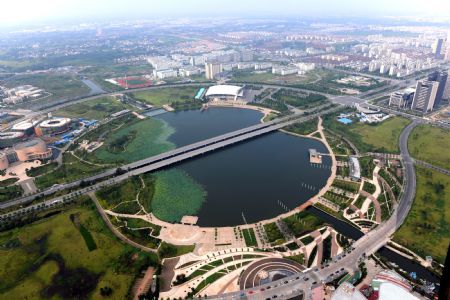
158;242;195;258
394;167;450;264
54;96;134;120
0;204;158;299
408;125;450;170
230;71;278;83
4;73;90;108
151;169;207;223
34;153;106;189
131;86;199;106
93;117;175;164
324;114;410;153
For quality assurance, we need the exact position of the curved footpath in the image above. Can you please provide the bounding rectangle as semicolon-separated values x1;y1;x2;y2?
205;119;420;299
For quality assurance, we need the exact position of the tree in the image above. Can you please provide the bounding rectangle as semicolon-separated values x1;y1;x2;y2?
100;286;113;297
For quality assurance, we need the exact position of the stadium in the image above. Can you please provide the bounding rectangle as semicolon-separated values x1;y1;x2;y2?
204;85;244;101
0;131;24;148
37;117;72;136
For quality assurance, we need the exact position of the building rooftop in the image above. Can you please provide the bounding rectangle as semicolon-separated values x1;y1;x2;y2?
205;85;243;97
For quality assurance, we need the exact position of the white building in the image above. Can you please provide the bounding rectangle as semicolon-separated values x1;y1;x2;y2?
204;85;243;101
272;66;299;76
153;69;178;79
294;62;316;72
254;63;273;70
178;67;202;77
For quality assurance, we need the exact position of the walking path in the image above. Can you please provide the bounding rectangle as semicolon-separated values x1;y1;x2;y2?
88;192;157;253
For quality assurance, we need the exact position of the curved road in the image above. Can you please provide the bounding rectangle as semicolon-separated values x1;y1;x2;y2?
205;120;420;300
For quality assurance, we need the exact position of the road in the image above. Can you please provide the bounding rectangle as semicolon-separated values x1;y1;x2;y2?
205;119;419;300
0;106;340;212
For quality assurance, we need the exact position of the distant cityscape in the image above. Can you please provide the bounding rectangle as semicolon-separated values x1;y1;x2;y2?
0;12;449;300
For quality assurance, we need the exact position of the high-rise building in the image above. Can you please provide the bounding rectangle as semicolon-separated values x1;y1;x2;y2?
389;88;415;109
444;69;450;100
428;70;448;108
433;38;444;59
411;80;439;112
445;34;450;61
205;62;223;80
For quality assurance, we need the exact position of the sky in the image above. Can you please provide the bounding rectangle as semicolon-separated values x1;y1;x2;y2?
1;0;449;26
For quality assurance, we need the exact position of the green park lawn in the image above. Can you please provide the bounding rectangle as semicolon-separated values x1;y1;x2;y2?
394;167;450;264
131;86;199;106
54;96;134;120
0;204;158;299
408;124;450;170
34;153;106;190
324;114;410;153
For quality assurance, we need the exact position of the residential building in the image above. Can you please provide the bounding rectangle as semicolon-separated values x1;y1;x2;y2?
205;62;223;80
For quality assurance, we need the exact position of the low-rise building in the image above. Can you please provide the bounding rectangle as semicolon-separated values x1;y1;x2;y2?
153;68;178;79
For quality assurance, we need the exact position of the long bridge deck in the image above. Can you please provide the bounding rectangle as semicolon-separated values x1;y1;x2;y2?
0;107;339;212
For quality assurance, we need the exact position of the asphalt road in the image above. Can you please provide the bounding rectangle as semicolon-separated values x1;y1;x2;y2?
205;118;419;300
0;107;339;212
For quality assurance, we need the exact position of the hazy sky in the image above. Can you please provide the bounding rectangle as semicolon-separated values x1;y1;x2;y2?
1;0;449;25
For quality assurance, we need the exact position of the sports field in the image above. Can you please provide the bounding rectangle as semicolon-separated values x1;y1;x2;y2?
54;96;134;120
131;86;198;106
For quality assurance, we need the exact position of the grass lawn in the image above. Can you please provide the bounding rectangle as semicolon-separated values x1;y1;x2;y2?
230;71;277;83
284;118;318;135
158;242;195;258
324;114;410;153
408;125;450;170
131;86;199;107
394;167;450;264
93;117;175;164
34;153;106;189
54;96;134;120
0;185;23;202
96;175;142;209
0;204;157;299
284;211;325;237
4;73;90;108
151;169;207;223
242;228;257;247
